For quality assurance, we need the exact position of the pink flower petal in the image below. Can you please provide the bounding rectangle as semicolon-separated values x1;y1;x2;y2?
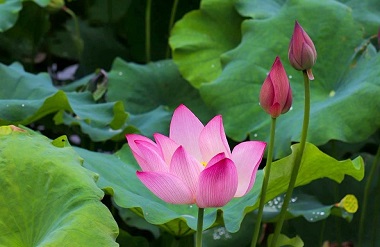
126;134;158;166
259;76;274;115
196;158;238;208
281;86;293;114
199;115;231;163
154;133;180;165
170;146;203;196
137;171;194;204
134;140;169;172
205;152;226;168
270;57;290;104
232;141;266;197
126;134;157;151
169;105;204;161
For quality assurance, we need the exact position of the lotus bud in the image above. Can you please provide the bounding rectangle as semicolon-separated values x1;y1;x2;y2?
259;57;292;118
288;21;317;80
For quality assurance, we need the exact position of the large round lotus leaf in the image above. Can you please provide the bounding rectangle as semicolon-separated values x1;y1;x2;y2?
199;0;380;158
337;0;380;36
79;141;363;234
0;0;22;32
0;126;118;246
106;58;214;128
169;0;243;88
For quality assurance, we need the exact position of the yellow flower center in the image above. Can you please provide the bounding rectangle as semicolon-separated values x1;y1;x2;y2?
201;161;207;167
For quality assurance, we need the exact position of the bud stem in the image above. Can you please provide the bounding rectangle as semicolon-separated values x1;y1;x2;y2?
251;117;277;246
358;144;380;246
270;70;311;246
145;0;152;63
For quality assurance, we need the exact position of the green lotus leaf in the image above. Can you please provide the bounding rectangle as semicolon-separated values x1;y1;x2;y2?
200;0;380;158
267;234;304;247
62;58;212;138
221;143;364;232
79;140;363;234
30;0;54;7
202;190;352;247
0;62;128;141
280;151;379;246
0;0;22;32
107;58;214;124
0;126;118;246
338;0;380;36
262;191;355;223
169;0;243;88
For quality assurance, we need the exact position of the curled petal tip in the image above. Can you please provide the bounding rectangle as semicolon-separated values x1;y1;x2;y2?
306;69;314;80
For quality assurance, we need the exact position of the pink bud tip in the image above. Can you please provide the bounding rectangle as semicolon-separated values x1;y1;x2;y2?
288;21;317;71
259;56;293;118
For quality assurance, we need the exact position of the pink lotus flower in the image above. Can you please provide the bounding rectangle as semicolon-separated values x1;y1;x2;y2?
288;21;317;80
260;56;292;118
126;105;266;208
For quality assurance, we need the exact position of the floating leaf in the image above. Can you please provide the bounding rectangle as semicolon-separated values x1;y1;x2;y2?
0;126;118;246
79;140;364;234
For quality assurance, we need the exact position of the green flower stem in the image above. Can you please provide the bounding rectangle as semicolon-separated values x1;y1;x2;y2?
145;0;152;63
271;70;311;246
358;144;380;246
196;208;204;247
251;117;277;247
62;6;81;57
166;0;179;58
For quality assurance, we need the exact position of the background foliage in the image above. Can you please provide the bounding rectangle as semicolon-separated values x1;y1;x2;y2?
0;0;379;246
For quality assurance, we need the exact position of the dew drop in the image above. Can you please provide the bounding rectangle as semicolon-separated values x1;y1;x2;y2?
21;104;25;107
329;90;336;97
288;75;293;79
211;64;216;68
254;133;258;137
118;72;123;76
